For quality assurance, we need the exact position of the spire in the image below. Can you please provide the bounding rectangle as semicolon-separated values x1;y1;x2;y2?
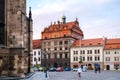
29;7;32;20
76;17;78;21
62;15;66;24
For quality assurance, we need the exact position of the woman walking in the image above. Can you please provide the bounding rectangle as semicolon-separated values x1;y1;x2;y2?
77;66;82;77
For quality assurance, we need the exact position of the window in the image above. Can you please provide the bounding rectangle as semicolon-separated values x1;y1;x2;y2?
76;51;78;54
106;51;110;54
54;47;57;50
73;57;75;61
95;49;100;54
60;54;62;58
38;51;40;55
73;51;75;55
98;50;100;53
65;47;68;50
114;57;119;61
34;51;36;56
95;56;100;61
54;53;57;58
64;34;66;37
64;41;68;44
54;41;57;45
59;41;62;45
90;50;92;54
38;57;40;61
95;50;97;54
48;42;51;46
65;53;67;58
90;56;92;61
73;50;78;55
80;50;82;54
87;57;89;61
34;57;36;61
60;47;62;50
73;57;78;61
44;42;46;46
82;57;85;61
83;50;85;54
87;56;92;61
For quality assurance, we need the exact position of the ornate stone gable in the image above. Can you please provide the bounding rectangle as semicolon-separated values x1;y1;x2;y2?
42;18;84;39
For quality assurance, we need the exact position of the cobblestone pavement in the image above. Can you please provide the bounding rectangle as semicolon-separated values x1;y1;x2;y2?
22;70;120;80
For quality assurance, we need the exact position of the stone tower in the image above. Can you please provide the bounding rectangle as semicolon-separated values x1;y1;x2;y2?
0;0;33;77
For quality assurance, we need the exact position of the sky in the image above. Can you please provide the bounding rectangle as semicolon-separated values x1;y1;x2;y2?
27;0;120;40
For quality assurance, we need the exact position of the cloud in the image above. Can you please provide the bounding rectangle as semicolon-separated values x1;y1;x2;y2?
27;0;120;39
32;0;78;15
92;0;114;5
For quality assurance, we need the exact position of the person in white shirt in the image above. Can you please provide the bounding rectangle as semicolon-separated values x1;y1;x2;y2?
77;66;82;77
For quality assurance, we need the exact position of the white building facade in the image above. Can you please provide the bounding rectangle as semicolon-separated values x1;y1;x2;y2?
32;39;41;66
71;38;104;70
70;38;120;70
104;38;120;70
33;49;41;66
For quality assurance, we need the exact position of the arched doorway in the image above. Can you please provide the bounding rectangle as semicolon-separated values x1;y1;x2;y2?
106;65;110;70
73;65;78;68
88;64;93;70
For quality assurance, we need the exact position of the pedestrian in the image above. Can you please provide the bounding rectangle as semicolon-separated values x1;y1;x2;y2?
77;66;82;77
82;65;87;72
94;63;98;73
97;64;101;73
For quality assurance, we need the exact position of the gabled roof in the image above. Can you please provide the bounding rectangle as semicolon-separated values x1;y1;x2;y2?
42;20;81;33
41;18;84;39
71;38;104;47
104;38;120;50
33;39;41;49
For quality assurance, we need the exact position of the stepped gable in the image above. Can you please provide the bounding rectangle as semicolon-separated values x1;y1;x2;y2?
42;18;84;39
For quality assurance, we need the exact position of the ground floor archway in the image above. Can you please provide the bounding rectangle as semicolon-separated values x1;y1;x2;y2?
106;65;110;70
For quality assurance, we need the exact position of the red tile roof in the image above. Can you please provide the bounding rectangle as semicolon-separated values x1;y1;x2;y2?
71;38;104;47
71;38;120;50
41;19;84;39
43;21;79;32
33;39;41;49
104;38;120;50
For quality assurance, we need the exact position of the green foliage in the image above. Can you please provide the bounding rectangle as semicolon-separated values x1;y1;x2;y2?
79;60;83;64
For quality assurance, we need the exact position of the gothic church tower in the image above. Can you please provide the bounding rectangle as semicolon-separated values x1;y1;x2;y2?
0;0;33;77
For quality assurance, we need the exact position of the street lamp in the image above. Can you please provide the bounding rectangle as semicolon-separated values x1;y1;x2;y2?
79;56;83;64
43;51;48;78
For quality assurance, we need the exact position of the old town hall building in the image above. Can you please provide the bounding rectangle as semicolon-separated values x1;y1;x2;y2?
0;0;33;77
41;16;84;68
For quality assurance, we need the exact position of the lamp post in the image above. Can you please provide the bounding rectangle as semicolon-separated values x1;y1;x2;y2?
79;56;83;64
79;39;83;67
43;51;48;78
